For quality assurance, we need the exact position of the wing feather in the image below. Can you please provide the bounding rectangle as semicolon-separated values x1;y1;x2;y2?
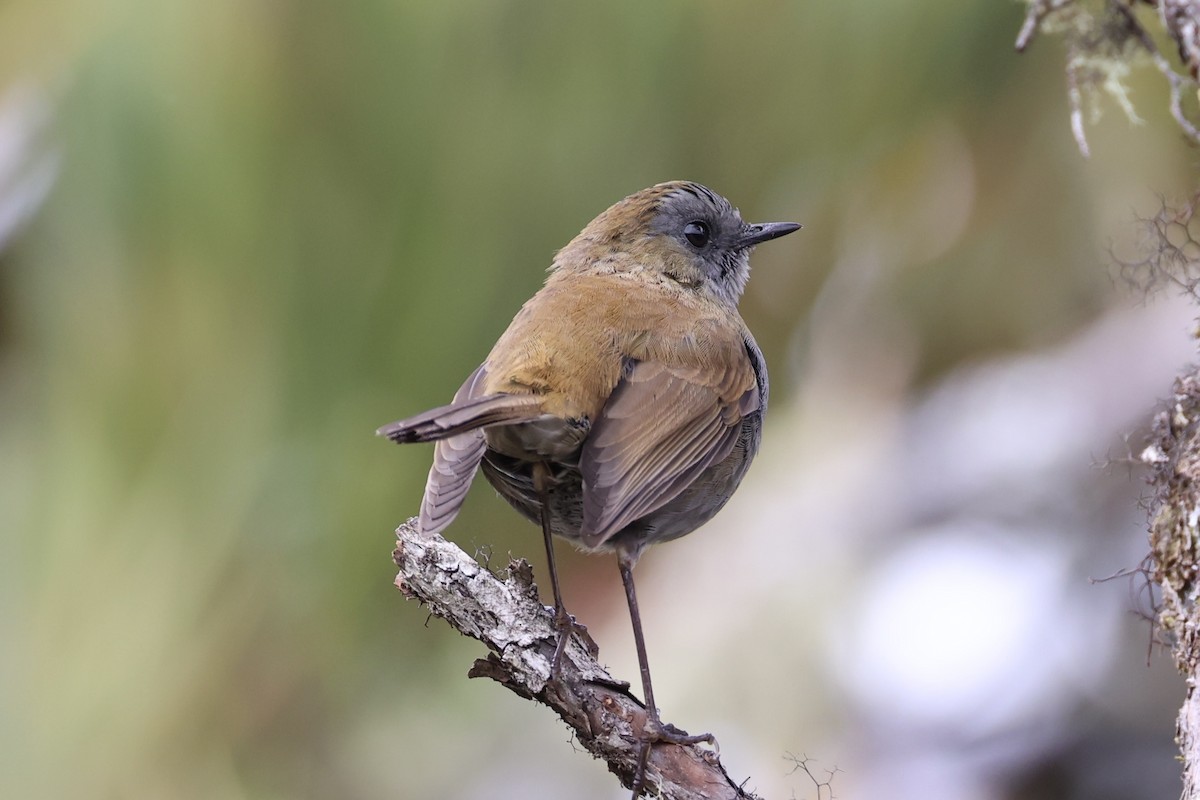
579;358;758;548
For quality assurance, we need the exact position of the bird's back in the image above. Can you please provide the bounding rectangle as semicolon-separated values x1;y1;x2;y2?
483;269;755;420
477;269;766;555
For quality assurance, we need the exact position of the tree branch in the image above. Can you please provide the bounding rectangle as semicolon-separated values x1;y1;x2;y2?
392;518;762;799
1015;0;1200;155
1145;373;1200;800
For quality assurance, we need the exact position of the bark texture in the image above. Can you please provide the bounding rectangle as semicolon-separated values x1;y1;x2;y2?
1145;373;1200;800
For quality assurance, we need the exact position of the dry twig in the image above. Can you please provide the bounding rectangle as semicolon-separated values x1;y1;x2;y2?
392;518;762;799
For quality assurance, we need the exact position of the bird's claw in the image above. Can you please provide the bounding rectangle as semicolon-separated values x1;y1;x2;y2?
640;718;715;747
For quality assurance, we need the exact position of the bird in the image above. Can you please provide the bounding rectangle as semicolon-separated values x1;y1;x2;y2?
378;180;799;796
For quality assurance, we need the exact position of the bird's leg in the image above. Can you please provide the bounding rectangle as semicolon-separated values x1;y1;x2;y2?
532;462;587;677
617;549;714;799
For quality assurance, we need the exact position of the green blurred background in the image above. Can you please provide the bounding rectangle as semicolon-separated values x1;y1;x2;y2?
1;1;1196;798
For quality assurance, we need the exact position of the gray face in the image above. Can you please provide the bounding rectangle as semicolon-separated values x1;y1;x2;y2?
651;183;755;306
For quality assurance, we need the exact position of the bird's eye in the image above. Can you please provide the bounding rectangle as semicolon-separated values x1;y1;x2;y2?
683;220;710;248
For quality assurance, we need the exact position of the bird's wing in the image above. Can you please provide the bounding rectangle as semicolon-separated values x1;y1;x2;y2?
578;357;759;548
416;365;492;536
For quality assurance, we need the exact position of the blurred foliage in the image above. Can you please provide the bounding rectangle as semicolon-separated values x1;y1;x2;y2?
0;1;1194;798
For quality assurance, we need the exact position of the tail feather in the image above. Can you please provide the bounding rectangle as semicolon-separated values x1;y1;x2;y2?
378;363;545;536
419;430;486;536
376;392;544;443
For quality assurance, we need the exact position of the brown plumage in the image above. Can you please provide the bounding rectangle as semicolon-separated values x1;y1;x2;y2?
378;180;799;798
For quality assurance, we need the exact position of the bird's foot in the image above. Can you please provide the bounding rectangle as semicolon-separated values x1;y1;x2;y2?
548;604;597;678
640;717;715;747
629;712;716;798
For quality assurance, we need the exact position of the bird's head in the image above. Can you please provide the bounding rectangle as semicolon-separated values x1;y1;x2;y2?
554;181;800;307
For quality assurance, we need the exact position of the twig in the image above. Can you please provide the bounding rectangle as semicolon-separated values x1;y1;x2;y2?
784;753;838;800
1066;45;1093;159
392;518;762;799
1115;0;1200;145
1160;0;1200;80
1015;0;1077;52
